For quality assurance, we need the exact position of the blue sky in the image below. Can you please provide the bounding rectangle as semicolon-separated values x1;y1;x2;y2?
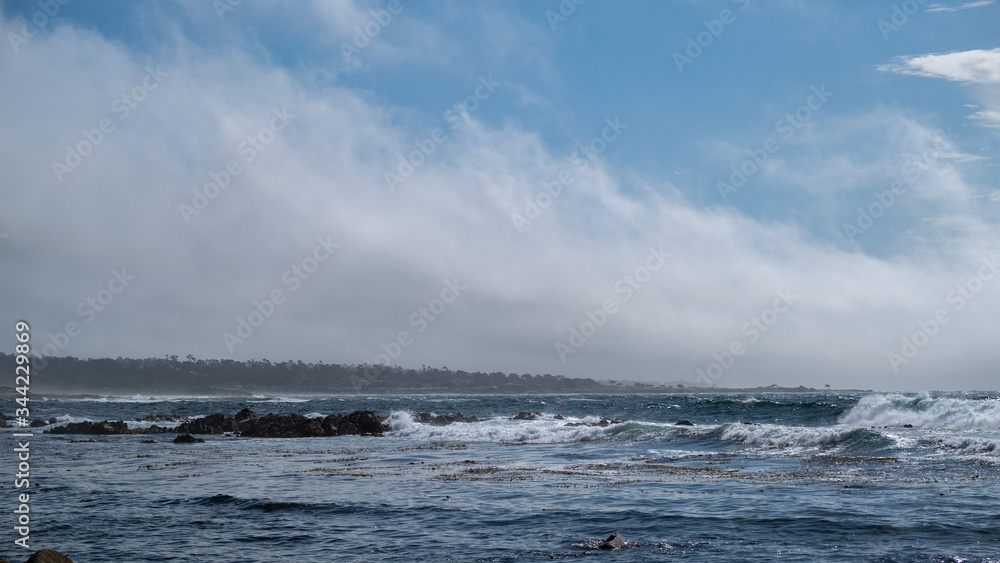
2;0;999;389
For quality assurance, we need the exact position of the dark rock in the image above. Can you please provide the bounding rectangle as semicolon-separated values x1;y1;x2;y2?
553;414;564;420
140;440;157;444
29;419;47;428
414;412;480;425
903;424;913;428
675;420;694;426
69;439;96;443
48;417;58;424
598;532;628;550
239;413;321;437
0;555;8;563
173;434;204;444
175;413;238;434
25;549;74;562
234;408;258;423
322;414;343;434
336;410;386;436
511;411;537;420
47;420;131;435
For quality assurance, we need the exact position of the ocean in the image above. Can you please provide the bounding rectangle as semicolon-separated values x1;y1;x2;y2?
8;392;1000;561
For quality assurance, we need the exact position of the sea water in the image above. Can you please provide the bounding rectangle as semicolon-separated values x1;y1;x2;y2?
7;392;1000;561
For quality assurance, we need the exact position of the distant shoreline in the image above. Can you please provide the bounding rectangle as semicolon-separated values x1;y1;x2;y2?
10;386;877;399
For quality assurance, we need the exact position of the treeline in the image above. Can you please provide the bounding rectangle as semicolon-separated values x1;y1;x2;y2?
2;353;663;395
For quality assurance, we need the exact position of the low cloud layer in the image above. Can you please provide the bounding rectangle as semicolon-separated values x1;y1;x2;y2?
2;3;999;390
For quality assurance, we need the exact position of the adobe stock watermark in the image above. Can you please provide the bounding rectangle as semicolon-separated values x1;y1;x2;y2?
7;0;71;54
887;254;998;372
340;0;405;61
222;235;339;353
544;0;586;31
842;128;956;241
510;117;628;233
877;0;930;40
673;0;751;73
555;246;670;363
30;268;137;372
384;74;499;193
179;107;294;223
695;288;798;386
353;278;468;391
717;84;833;201
52;65;169;183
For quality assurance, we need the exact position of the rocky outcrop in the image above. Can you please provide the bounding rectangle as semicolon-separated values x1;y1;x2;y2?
234;408;258;423
241;410;385;437
511;411;538;420
414;412;482;426
24;549;74;563
47;420;174;435
598;532;628;550
45;410;386;438
174;413;239;434
675;420;694;426
240;413;324;438
47;421;132;435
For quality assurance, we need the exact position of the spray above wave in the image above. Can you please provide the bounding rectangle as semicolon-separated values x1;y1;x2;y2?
839;393;1000;430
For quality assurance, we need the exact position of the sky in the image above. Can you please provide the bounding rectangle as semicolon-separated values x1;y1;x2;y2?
1;0;999;391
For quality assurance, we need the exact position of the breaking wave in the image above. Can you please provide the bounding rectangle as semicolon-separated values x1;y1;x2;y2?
839;393;1000;430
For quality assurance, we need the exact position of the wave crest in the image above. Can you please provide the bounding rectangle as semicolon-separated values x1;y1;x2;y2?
839;393;1000;430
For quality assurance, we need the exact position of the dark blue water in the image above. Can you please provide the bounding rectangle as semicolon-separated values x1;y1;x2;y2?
6;393;1000;561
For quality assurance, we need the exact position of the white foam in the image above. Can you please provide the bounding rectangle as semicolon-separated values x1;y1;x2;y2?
840;393;1000;430
385;411;615;444
936;436;1000;455
721;423;861;449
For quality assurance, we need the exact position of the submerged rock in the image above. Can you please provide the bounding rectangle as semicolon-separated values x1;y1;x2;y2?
598;532;628;549
511;411;537;420
565;417;625;428
675;420;694;426
173;434;204;444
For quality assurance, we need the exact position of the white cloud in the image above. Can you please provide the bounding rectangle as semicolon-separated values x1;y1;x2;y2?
969;109;1000;127
878;48;1000;84
2;5;1000;391
925;0;995;12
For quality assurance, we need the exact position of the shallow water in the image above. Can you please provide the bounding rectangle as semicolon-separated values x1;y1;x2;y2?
9;392;1000;561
